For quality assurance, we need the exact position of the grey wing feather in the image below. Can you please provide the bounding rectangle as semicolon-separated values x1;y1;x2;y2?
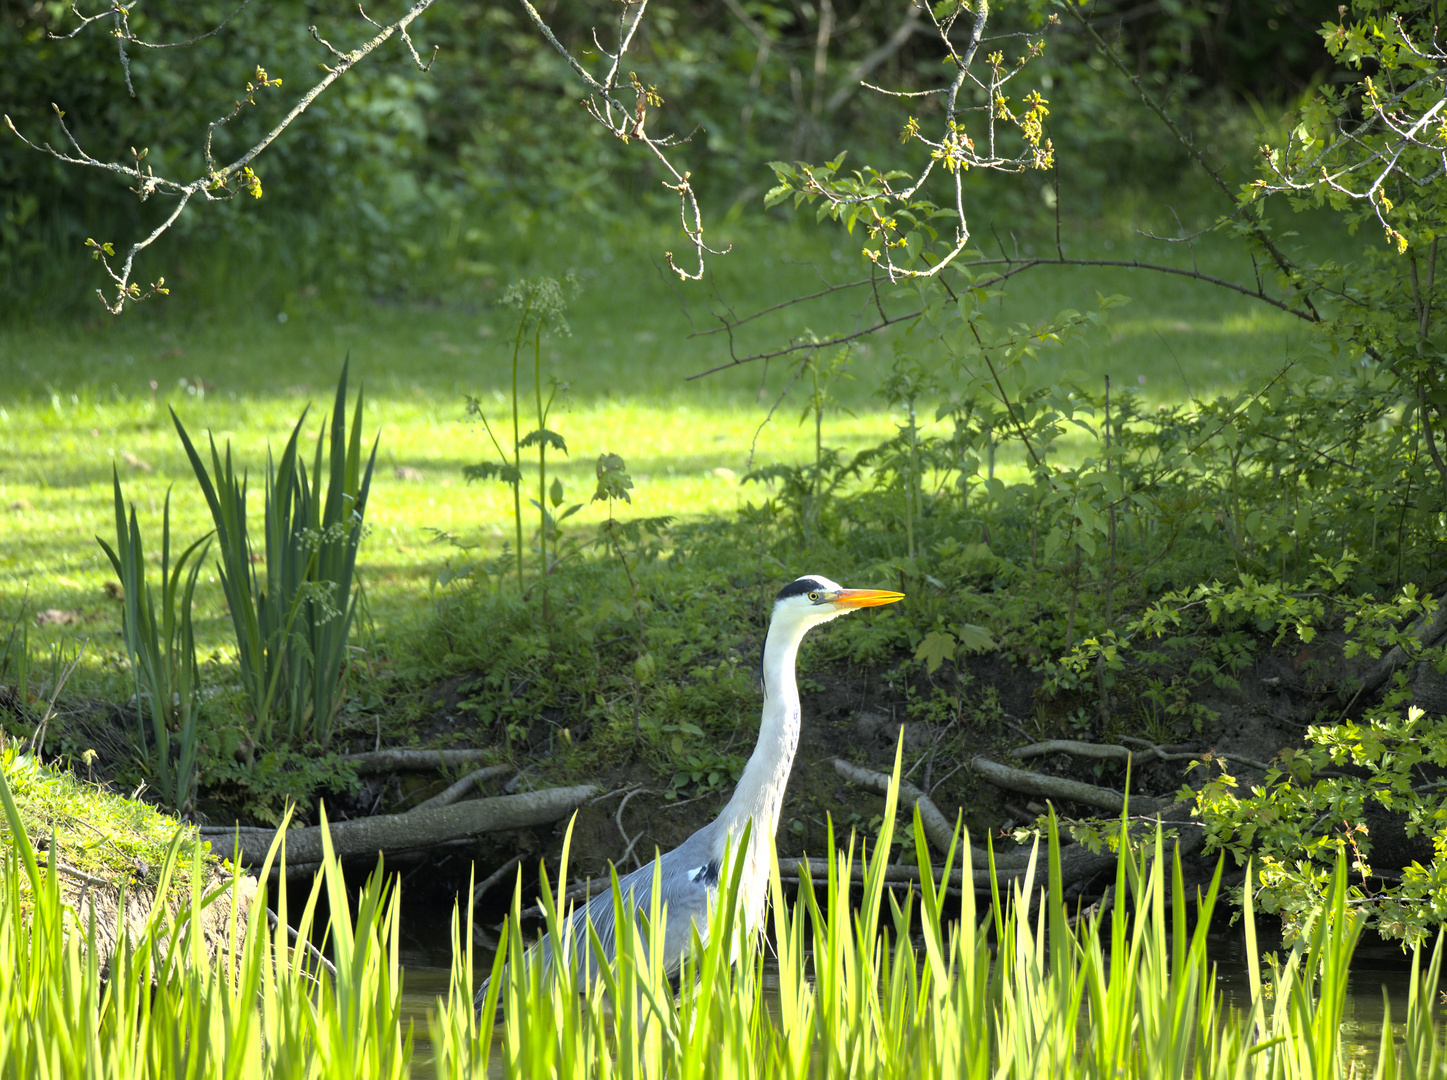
474;838;720;1010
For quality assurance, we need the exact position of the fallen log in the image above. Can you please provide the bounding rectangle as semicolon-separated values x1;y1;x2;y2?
514;800;1203;918
526;840;1111;916
207;784;598;867
780;849;1121;894
971;756;1162;815
338;748;497;774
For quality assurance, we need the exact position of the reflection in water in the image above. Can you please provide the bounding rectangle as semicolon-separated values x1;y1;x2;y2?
1207;931;1425;1058
397;916;491;1064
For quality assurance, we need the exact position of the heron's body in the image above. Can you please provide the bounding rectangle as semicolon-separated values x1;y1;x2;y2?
477;575;902;1004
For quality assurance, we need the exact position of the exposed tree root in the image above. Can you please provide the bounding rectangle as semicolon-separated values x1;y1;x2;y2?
1013;739;1278;774
1013;740;1180;765
337;748;498;774
412;764;514;812
832;759;964;856
971;756;1161;814
205;784;598;867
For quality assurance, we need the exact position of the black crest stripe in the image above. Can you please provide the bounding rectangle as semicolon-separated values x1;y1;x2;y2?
774;576;827;602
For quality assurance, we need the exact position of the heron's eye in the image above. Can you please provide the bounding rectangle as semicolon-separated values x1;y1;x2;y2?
807;590;820;602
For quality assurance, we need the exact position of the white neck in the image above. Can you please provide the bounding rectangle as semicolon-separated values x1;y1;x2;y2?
708;612;807;918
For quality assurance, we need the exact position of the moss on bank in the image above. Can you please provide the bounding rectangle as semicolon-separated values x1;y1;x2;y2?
0;737;218;899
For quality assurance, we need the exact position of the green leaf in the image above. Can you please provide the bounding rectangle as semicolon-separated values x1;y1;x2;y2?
463;461;522;486
435;564;474;587
764;184;793;209
914;629;956;674
956;623;997;654
519;428;568;454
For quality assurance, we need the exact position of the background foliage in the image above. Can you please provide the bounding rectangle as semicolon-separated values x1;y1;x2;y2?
2;0;1338;311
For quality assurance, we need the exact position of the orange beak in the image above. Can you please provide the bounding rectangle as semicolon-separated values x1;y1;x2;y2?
834;588;905;609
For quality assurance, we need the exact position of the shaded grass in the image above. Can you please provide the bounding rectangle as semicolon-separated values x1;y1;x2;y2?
0;212;1314;704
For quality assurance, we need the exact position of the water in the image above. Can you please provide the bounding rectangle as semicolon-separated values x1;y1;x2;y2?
1207;929;1427;1057
397;918;471;1059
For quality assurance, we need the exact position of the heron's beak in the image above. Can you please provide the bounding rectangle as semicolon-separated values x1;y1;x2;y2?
833;588;905;609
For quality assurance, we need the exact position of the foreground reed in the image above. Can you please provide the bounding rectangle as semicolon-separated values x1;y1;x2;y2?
0;770;410;1080
2;748;1444;1079
434;759;1447;1080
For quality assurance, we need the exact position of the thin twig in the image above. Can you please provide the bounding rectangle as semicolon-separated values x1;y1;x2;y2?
28;641;86;760
687;254;1315;380
8;0;442;311
614;787;649;870
37;856;109;889
266;908;339;978
471;854;524;914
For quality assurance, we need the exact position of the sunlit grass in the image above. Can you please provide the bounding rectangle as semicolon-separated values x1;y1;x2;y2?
0;752;413;1079
0;214;1315;697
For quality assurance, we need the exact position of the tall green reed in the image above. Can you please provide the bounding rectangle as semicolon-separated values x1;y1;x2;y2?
5;737;1447;1080
96;470;211;814
434;747;1447;1080
172;360;377;749
0;761;410;1080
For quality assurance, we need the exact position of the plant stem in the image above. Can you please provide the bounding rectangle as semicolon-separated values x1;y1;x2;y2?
906;395;917;562
511;296;528;590
1065;538;1079;654
811;357;822;545
534;320;550;622
606;501;645;742
1099;374;1115;726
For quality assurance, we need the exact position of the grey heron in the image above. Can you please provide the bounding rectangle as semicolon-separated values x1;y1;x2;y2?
477;574;903;1005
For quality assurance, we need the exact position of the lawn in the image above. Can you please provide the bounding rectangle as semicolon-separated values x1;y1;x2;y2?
0;211;1314;700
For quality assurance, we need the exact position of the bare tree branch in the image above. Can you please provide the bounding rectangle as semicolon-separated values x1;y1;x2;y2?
53;0;256;48
1056;0;1322;323
10;0;734;310
687;252;1315;380
7;0;443;312
758;0;1062;287
514;0;730;281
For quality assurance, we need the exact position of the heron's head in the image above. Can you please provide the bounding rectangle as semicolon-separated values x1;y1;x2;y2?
771;575;905;633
